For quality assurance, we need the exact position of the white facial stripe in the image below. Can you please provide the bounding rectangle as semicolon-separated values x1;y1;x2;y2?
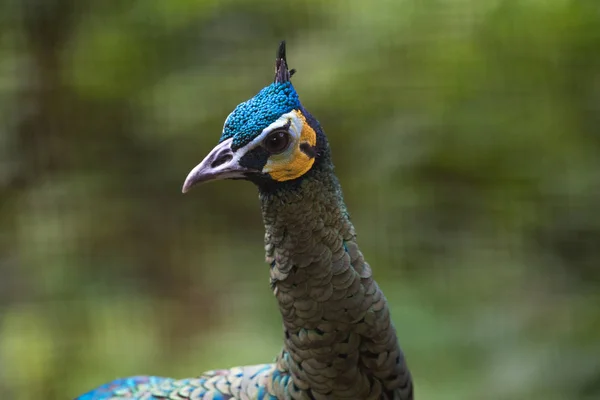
235;111;302;155
245;111;302;150
225;111;303;167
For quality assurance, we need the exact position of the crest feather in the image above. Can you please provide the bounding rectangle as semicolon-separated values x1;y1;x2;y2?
275;41;296;83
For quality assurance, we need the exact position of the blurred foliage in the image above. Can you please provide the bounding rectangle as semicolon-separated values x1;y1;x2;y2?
1;0;599;399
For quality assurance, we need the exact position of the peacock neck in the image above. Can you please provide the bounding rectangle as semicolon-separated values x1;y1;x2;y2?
258;164;411;399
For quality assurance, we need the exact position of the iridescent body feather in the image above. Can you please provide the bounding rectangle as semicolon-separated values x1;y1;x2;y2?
76;365;277;400
76;42;413;400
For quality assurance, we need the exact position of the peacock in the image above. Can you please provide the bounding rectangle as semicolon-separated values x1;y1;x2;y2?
76;41;414;400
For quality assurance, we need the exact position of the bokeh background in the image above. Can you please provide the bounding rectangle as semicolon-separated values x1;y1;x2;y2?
1;0;599;399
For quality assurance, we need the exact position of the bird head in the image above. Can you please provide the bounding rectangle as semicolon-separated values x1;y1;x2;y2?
182;41;325;193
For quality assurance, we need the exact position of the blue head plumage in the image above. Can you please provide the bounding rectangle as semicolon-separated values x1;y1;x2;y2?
220;41;301;150
220;81;300;150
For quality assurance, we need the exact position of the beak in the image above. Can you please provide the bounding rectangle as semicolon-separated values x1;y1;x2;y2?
182;138;249;193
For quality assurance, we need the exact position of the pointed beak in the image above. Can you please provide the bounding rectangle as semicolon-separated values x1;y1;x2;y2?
182;138;248;193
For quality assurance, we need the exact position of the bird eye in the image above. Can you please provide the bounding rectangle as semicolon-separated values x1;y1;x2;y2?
263;130;291;154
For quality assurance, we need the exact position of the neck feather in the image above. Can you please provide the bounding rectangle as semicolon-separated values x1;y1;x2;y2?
258;164;412;399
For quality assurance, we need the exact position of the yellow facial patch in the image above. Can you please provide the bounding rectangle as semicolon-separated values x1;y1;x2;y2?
263;110;317;182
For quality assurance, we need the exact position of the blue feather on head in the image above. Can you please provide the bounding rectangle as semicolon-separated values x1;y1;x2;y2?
220;82;300;150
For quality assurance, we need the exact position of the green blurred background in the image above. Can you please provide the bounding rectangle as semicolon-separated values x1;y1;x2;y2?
1;0;599;399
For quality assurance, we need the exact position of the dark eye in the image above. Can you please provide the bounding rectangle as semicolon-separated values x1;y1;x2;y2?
263;130;291;154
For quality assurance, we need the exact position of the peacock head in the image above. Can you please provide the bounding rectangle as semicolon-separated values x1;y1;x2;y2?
182;41;327;193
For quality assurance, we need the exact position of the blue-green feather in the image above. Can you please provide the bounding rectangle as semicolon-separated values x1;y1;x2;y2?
74;364;277;399
221;82;300;150
74;375;231;399
75;376;170;400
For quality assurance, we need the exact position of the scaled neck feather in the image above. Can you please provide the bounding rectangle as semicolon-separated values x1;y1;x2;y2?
258;163;412;400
